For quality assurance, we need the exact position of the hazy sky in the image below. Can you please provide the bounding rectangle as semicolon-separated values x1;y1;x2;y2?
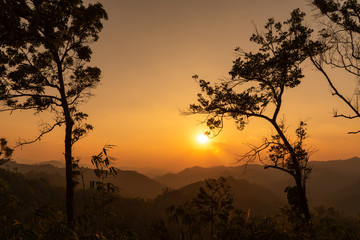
1;0;359;171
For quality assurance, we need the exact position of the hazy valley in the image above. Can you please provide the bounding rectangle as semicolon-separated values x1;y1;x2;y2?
3;157;360;216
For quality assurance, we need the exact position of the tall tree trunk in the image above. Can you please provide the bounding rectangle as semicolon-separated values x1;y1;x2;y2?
65;116;74;228
56;59;75;228
294;175;311;221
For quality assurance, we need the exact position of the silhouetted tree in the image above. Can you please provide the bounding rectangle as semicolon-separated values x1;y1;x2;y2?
167;177;238;240
0;138;13;165
168;202;202;240
0;0;107;227
193;177;234;239
311;0;360;134
189;9;322;222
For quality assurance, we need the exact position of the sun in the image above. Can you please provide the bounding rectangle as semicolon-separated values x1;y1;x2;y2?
197;134;210;144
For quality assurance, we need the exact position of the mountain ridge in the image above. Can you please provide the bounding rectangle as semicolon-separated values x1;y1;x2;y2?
1;161;165;199
155;157;360;215
3;157;360;215
152;176;285;216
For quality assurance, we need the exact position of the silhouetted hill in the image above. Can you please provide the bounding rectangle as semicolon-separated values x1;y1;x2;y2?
3;157;360;214
80;168;166;199
311;162;360;216
152;177;284;216
155;157;360;212
2;161;64;175
118;166;172;178
155;164;291;196
37;160;65;168
1;161;165;199
319;179;360;216
307;157;360;205
0;168;66;219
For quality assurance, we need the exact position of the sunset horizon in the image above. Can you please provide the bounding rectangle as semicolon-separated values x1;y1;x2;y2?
1;0;359;173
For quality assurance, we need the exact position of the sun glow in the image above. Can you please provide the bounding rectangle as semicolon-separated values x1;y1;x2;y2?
197;134;210;144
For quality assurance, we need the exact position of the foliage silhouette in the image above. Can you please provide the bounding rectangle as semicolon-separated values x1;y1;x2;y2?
193;177;234;239
78;145;119;236
0;138;13;165
0;0;107;227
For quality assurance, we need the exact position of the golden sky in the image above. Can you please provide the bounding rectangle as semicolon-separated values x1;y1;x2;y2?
1;0;359;172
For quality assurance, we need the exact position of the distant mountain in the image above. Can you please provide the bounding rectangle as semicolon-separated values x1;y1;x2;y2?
1;161;165;199
307;157;360;204
154;164;291;197
0;168;66;218
155;157;360;213
36;160;65;168
3;157;360;215
2;160;64;174
152;177;285;216
318;179;360;216
117;166;173;178
80;168;166;199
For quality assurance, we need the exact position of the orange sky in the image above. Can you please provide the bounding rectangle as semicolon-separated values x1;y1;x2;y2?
1;0;359;172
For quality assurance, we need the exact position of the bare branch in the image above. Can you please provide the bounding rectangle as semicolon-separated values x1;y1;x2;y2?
334;113;359;119
237;140;270;165
311;56;360;118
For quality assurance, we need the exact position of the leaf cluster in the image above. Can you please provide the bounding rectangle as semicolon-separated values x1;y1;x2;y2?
90;145;118;193
314;0;360;33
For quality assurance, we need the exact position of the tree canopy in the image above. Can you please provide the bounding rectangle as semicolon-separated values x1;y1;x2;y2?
0;0;108;227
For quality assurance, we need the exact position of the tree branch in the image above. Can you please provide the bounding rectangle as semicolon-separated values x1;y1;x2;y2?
310;56;360;118
348;130;360;134
15;120;66;148
264;165;295;177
